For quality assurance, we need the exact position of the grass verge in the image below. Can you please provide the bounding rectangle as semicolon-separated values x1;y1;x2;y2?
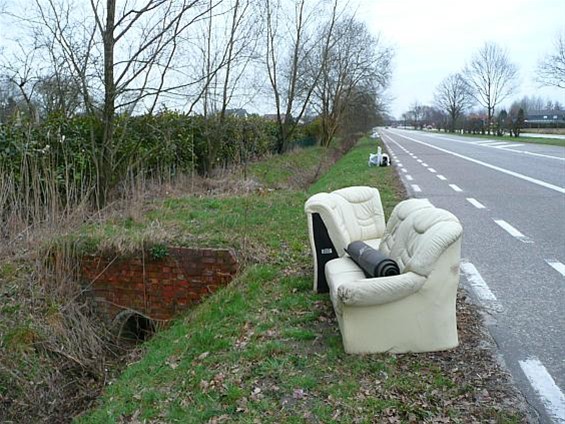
73;137;524;423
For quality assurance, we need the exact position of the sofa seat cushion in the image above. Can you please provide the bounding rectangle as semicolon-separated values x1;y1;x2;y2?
363;238;381;250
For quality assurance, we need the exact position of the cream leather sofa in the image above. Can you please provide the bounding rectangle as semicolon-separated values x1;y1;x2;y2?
325;205;463;354
304;186;386;292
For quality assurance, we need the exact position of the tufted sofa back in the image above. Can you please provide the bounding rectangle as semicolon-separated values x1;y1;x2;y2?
378;198;433;254
331;186;385;243
379;207;462;277
305;186;385;256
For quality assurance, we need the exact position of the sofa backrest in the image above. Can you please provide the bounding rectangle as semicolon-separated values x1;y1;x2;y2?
304;186;385;256
331;186;385;243
379;207;462;277
379;198;433;254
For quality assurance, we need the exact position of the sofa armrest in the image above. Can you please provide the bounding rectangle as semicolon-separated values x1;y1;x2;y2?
336;272;426;307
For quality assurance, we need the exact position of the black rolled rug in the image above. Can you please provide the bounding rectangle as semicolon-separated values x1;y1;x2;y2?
346;241;400;278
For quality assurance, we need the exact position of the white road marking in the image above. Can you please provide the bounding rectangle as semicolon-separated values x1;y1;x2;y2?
494;219;533;243
401;168;408;173
417;133;565;162
485;141;511;146
460;261;499;304
449;184;463;192
490;143;516;148
411;184;422;192
428;168;436;173
387;132;565;194
497;143;524;149
406;175;413;181
422;162;429;167
519;358;565;423
437;174;447;181
545;259;565;277
396;162;403;167
466;198;486;209
417;159;423;163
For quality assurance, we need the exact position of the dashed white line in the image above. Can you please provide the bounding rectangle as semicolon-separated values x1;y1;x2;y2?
519;358;565;423
466;198;486;209
545;259;565;277
428;168;436;173
422;162;429;167
494;219;533;243
417;159;423;163
460;261;499;305
449;184;463;192
411;184;422;192
437;175;447;181
396;162;403;167
401;168;408;173
406;175;413;181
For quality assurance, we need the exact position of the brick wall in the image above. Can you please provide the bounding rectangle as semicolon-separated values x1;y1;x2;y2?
81;247;238;322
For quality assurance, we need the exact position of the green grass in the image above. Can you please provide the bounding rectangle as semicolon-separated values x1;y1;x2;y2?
75;137;522;423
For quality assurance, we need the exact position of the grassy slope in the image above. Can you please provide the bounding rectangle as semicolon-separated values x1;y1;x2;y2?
77;138;522;423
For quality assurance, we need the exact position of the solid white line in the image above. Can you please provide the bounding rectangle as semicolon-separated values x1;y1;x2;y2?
490;143;515;148
494;219;533;243
545;259;565;277
406;175;413;181
422;162;429;167
387;132;565;194
519;358;565;423
460;261;498;303
428;168;436;173
437;175;447;181
449;184;463;192
411;184;422;192
466;198;486;209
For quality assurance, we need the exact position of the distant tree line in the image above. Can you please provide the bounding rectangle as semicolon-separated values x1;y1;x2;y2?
399;33;564;136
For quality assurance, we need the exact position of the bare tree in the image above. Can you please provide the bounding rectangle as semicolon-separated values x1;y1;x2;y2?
434;73;473;132
536;30;565;89
309;17;392;147
463;42;518;134
264;0;341;153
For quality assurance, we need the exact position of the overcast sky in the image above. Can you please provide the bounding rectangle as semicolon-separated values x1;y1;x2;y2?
357;0;565;118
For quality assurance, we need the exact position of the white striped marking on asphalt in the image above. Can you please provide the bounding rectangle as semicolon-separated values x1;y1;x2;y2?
484;141;510;146
411;184;422;192
397;162;403;166
519;358;565;423
437;175;447;181
490;143;516;148
415;133;565;162
406;175;413;181
387;132;565;194
422;162;429;167
460;261;499;304
545;259;565;277
401;168;408;173
417;159;423;163
428;168;436;173
449;184;463;192
496;143;524;149
466;198;486;209
494;219;533;243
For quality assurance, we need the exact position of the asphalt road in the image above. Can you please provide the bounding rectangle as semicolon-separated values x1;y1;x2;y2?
379;128;565;424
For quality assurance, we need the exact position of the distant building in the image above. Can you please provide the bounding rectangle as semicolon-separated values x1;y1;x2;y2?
525;110;565;127
225;108;248;117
